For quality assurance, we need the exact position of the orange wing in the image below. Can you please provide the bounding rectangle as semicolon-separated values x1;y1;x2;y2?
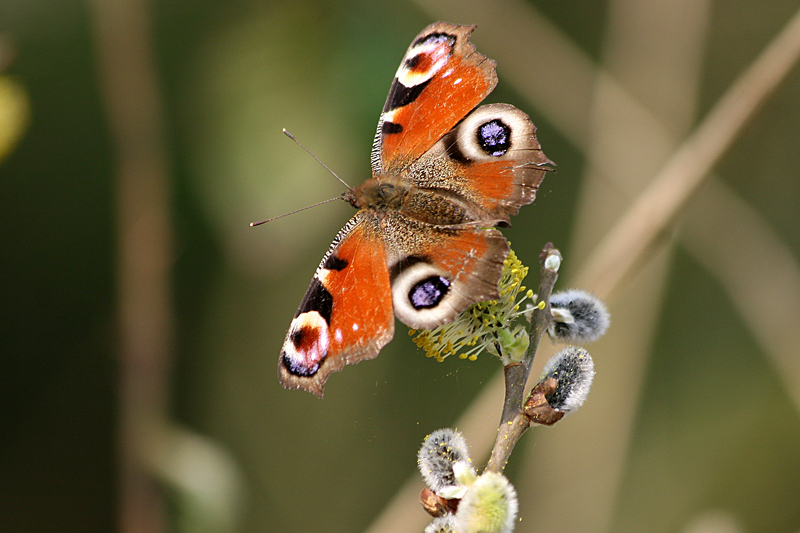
406;103;554;223
381;212;510;331
279;213;394;397
371;22;497;175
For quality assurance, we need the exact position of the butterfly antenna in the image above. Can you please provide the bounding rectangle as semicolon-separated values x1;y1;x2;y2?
282;129;353;190
250;196;344;227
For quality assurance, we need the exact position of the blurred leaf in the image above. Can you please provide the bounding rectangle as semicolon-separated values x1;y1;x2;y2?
0;76;29;164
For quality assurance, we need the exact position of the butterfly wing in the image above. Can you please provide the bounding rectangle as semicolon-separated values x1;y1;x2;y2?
371;22;497;175
407;103;554;223
381;213;509;330
279;213;394;397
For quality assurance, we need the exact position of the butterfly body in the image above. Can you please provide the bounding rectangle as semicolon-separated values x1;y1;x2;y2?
279;22;552;397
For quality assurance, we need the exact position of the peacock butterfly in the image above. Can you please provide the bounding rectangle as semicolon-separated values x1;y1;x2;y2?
278;22;552;397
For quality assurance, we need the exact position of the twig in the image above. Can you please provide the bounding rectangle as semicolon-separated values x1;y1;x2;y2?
485;245;560;473
578;5;800;298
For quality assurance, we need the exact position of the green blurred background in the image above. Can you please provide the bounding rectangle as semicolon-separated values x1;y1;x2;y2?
2;0;800;532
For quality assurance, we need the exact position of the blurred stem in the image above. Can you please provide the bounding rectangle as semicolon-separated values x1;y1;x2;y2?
89;0;174;532
485;245;560;473
577;5;800;297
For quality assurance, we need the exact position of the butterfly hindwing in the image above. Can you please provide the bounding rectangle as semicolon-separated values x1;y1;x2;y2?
377;212;508;330
407;103;553;223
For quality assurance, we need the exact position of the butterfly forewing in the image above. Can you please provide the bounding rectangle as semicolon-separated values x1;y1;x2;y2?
279;214;394;397
372;22;497;175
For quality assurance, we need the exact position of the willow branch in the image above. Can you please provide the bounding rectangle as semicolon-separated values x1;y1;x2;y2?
485;245;560;473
